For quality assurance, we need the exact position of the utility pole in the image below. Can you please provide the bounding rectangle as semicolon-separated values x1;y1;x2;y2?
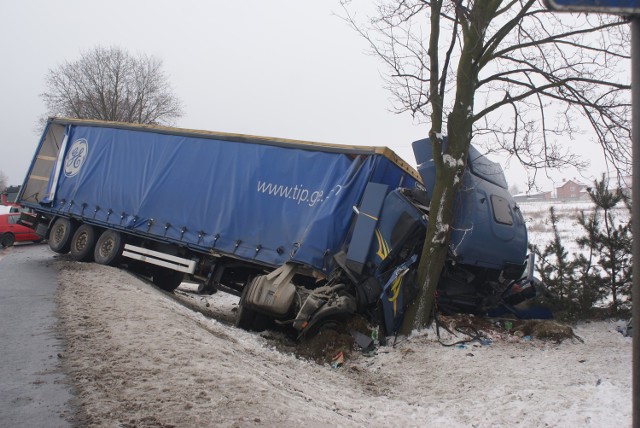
543;1;638;425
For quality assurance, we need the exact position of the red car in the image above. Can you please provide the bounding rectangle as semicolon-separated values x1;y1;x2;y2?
0;213;42;247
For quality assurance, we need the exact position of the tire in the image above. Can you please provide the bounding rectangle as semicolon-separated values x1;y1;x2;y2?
302;318;344;339
48;218;77;254
1;233;15;248
94;230;124;266
152;266;184;292
70;224;97;262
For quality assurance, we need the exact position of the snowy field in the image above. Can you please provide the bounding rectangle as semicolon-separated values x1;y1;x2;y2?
53;256;631;427
518;199;630;257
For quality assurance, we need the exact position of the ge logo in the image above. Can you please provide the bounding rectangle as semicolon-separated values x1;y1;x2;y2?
64;139;88;177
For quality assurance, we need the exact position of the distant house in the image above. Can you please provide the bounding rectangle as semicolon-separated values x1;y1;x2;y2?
556;179;588;200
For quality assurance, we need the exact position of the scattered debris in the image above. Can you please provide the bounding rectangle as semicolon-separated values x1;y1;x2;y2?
273;316;383;365
504;320;513;331
616;318;632;337
350;330;374;353
479;338;492;346
330;352;344;369
434;314;582;346
516;320;583;343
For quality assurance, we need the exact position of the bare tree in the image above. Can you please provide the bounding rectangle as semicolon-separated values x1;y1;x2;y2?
41;46;183;125
0;171;7;193
341;0;631;332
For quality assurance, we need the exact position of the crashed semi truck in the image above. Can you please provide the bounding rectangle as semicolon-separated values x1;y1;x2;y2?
18;118;538;338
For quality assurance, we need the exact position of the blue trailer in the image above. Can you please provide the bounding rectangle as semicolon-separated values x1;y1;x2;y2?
18;118;539;337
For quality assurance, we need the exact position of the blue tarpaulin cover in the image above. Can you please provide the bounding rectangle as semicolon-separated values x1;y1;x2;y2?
25;120;419;273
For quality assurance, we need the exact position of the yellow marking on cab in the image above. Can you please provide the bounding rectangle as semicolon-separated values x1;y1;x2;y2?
388;275;403;316
375;229;389;260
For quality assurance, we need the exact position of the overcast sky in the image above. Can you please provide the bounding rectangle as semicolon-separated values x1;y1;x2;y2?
0;1;612;191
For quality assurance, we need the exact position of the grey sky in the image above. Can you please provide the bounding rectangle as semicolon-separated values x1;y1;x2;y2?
0;1;609;190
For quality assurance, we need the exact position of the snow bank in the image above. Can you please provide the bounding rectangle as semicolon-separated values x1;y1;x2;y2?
54;259;631;427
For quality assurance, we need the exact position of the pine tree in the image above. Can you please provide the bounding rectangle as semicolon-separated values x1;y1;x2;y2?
532;176;633;319
574;209;603;316
531;206;578;318
580;175;632;314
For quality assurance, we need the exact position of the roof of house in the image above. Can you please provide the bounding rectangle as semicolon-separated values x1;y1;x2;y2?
557;179;588;190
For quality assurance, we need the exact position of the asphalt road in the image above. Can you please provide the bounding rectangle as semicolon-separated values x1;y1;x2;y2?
0;244;75;427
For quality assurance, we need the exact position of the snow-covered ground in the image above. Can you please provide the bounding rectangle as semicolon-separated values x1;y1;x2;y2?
518;200;630;257
54;256;632;427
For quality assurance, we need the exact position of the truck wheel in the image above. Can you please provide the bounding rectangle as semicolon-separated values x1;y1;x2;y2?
70;224;97;262
152;267;184;292
302;318;344;339
1;233;15;248
94;230;124;266
48;218;77;254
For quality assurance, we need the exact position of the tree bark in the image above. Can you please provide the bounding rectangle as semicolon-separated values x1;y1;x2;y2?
400;0;497;333
400;152;463;332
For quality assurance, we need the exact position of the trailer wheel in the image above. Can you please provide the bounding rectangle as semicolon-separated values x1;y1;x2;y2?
152;267;184;292
94;230;124;266
70;224;98;262
1;233;15;248
48;218;77;254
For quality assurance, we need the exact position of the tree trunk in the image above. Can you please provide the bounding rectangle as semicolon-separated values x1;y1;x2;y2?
399;0;491;333
399;155;462;332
